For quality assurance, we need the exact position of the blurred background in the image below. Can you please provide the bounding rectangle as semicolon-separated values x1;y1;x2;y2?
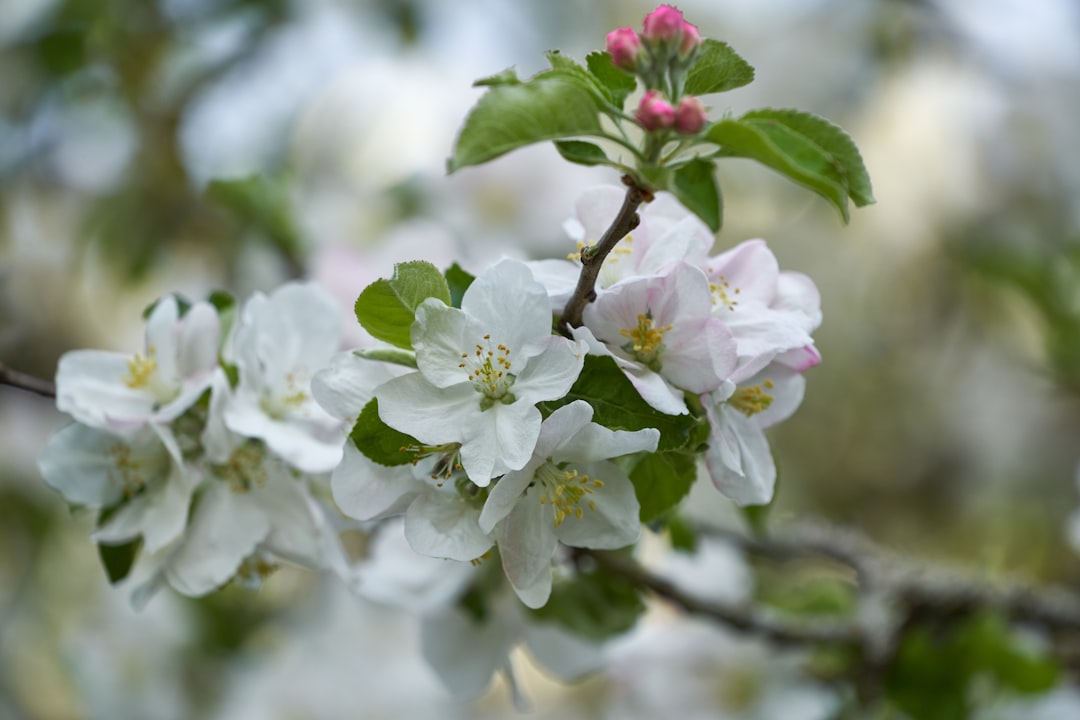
3;0;1080;717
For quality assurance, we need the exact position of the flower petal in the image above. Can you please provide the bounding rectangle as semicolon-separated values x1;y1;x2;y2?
512;336;585;405
374;372;478;446
704;404;776;506
495;490;557;606
405;488;493;562
332;442;422;521
420;606;515;699
553;462;640;549
460;260;551;360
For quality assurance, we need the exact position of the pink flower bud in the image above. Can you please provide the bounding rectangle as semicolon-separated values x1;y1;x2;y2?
674;96;707;134
606;27;643;72
679;19;701;56
635;90;676;131
642;5;686;42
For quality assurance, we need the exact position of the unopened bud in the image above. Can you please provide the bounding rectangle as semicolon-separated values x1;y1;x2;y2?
606;27;643;72
635;90;676;131
674;96;707;134
679;19;701;56
642;5;686;43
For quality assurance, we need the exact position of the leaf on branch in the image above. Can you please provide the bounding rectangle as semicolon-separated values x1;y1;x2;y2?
669;157;723;232
350;398;419;467
473;67;521;87
706;117;852;223
355;261;451;349
529;556;645;640
554;140;612;167
630;450;697;523
205;174;303;260
448;77;604;172
551;356;701;451
585;51;636;108
684;39;755;95
97;504;142;584
444;263;475;309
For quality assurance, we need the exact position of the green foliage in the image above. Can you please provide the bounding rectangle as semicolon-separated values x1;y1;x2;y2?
529;554;645;640
354;261;451;349
555;140;612;167
885;612;1059;720
669;158;723;231
585;51;636;108
758;573;856;618
205;174;304;262
448;76;605;172
684;39;756;95
707;109;873;223
550;356;702;451
665;512;699;552
630;451;697;523
96;504;141;584
349;399;419;467
444;263;475;309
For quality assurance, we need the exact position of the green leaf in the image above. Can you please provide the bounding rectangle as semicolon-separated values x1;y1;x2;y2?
551;356;701;451
529;556;645;640
707;118;851;222
350;398;420;466
354;261;451;349
474;67;521;87
669;157;722;231
205;175;303;259
98;539;142;584
444;263;475;309
449;77;605;172
353;347;418;369
586;51;636;108
666;512;699;552
629;451;696;522
554;140;612;167
684;39;755;95
741;108;874;207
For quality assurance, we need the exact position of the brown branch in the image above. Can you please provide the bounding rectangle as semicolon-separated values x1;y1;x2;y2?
0;362;56;398
557;176;653;334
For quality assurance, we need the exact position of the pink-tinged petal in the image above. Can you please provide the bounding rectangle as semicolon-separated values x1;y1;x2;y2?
624;365;689;415
553;462;640;549
374;372;478;445
332;442;422;521
512;336;585;405
405;489;493;562
638;214;713;276
461;260;552;360
479;467;536;533
704;404;776;506
56;351;157;429
496;489;558;606
776;271;822;331
662;316;737;393
776;344;822;372
708;239;780;305
724;309;814;382
748;366;806;430
413;300;472;388
38;423;167;507
420;606;515;699
460;400;542;483
165;482;271;596
175;301;220;379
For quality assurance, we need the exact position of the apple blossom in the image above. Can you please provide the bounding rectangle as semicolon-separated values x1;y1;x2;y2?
635;90;676;131
606;27;643;72
674;96;707;134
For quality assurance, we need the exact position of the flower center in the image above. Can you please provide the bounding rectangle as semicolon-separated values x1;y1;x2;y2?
123;346;178;404
729;379;775;417
536;463;604;528
213;442;267;493
108;443;148;496
459;334;517;410
619;311;672;369
710;274;741;311
259;371;311;420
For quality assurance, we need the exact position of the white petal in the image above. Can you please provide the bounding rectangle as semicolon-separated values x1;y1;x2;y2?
523;621;606;681
331;442;422;521
661;316;736;393
94;461;196;553
553;462;640;549
533;400;595;459
554;422;660;465
374;372;477;446
460;260;552;360
524;258;579;310
224;399;343;474
311;350;406;421
776;270;822;331
144;295;181;380
479;467;536;533
56;351;156;429
512;336;585;405
751;366;806;429
462;400;542;482
511;569;553;610
708;238;780;305
495;489;558;604
252;468;330;568
405;488;493;562
165;482;271;596
624;366;688;415
420;606;515;699
704;405;776;506
413;300;472;388
174;301;221;379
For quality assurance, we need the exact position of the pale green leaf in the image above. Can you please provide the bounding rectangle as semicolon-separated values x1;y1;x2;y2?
354;261;451;349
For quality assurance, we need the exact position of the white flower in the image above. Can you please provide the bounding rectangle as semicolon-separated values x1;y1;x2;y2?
703;363;806;506
707;239;822;382
56;296;220;433
573;262;737;415
375;259;584;485
479;400;659;608
529;186;714;309
222;282;345;474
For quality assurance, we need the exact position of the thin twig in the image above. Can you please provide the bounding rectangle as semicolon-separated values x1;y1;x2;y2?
557;176;653;333
0;362;55;398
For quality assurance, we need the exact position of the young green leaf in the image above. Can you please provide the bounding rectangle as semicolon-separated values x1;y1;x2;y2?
684;39;755;95
473;67;521;87
741;108;874;206
350;398;419;467
630;451;697;523
354;261;451;349
585;51;636;109
444;263;475;309
448;78;604;172
669;157;723;231
707;118;851;222
554;140;612;167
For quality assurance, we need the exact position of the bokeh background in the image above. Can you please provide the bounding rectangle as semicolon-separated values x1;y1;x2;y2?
3;0;1080;717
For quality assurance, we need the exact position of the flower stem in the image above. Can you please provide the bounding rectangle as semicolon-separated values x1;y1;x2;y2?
0;361;56;398
558;176;653;334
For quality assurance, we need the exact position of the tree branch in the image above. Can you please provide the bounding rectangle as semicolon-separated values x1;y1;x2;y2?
557;176;653;334
0;362;56;398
